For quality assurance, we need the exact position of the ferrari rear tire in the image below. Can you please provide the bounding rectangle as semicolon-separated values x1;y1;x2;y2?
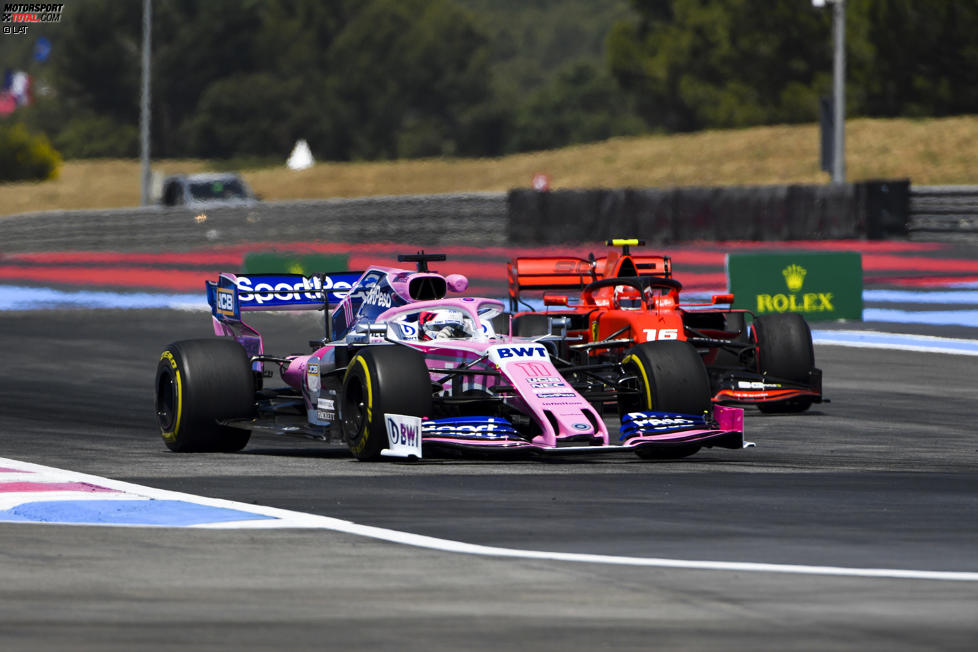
155;339;254;453
340;345;433;461
753;313;816;413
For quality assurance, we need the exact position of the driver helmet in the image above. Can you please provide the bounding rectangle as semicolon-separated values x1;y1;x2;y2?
419;309;468;340
614;285;643;309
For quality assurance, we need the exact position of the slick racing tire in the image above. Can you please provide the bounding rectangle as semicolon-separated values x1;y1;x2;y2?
155;339;254;453
618;341;712;460
340;345;433;461
619;340;713;415
753;313;816;413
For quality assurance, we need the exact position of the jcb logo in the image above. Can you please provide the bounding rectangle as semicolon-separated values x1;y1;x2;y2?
641;328;679;341
216;288;236;315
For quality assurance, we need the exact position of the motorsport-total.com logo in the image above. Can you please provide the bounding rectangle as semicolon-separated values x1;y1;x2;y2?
2;3;63;35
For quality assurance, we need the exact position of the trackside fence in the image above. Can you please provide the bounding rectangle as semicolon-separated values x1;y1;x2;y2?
907;185;978;240
508;180;909;244
3;179;977;252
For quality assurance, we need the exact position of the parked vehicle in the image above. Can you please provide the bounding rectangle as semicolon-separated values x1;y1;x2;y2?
159;172;257;209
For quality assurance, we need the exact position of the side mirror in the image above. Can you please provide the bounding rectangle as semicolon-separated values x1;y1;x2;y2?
548;316;569;337
712;293;735;305
445;274;468;293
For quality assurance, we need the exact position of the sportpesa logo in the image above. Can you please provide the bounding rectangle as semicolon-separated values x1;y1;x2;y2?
236;275;353;305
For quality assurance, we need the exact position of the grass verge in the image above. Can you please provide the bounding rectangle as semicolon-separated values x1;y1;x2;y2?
1;115;975;217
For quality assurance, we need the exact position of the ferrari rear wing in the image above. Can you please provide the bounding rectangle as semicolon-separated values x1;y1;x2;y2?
508;253;672;310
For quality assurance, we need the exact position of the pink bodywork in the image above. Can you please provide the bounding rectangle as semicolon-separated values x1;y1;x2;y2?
359;297;607;447
210;268;745;453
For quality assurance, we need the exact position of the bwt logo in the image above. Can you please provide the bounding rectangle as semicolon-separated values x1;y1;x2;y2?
387;418;418;446
496;346;546;359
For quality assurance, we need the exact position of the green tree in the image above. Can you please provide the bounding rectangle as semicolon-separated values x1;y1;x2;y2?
609;0;978;132
509;61;645;152
50;0;142;126
0;122;61;181
327;0;494;159
31;0;142;157
54;115;139;158
151;0;265;157
847;0;978;117
608;0;831;132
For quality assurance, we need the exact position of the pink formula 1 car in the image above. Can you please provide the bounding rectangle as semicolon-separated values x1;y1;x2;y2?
154;253;748;461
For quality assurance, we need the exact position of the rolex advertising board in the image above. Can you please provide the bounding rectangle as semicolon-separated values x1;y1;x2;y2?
726;252;862;322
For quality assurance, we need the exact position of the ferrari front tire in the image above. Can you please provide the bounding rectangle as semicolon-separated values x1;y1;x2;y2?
619;341;712;460
155;339;254;452
619;340;713;416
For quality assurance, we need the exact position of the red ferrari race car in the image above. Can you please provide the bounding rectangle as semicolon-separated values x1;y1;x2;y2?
507;239;824;413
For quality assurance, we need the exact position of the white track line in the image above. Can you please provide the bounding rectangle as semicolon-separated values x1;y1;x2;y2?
3;457;977;582
812;329;978;355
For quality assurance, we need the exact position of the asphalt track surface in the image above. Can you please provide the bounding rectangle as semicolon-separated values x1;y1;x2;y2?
1;307;976;652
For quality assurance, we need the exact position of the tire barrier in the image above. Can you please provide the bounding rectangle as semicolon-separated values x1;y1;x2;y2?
908;185;978;241
508;181;910;245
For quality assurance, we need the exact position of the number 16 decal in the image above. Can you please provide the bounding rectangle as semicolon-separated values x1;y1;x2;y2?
642;328;678;340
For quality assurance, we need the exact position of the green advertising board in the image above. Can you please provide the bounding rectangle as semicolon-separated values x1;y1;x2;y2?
726;251;863;322
243;252;349;276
